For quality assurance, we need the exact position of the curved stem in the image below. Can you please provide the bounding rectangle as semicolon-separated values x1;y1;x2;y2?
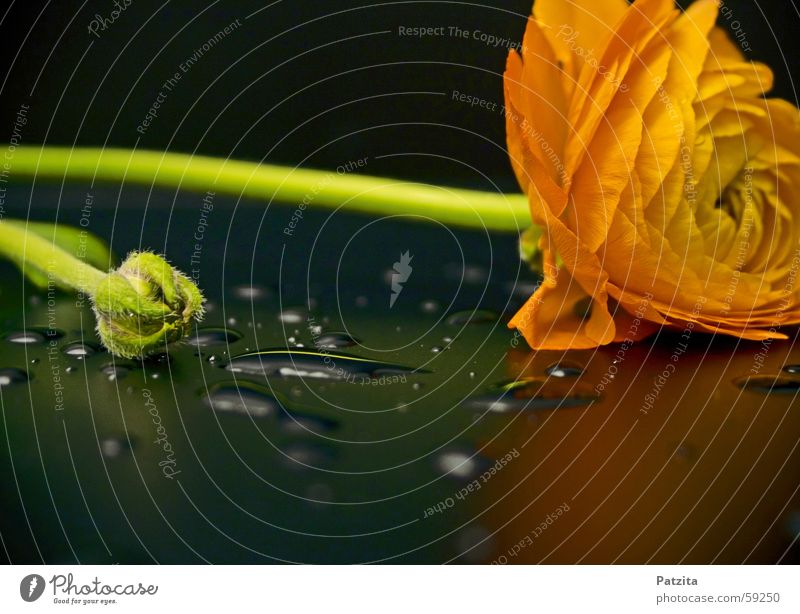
0;220;105;294
7;146;532;232
0;218;205;358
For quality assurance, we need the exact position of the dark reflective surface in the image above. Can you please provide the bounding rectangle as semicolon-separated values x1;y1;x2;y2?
0;189;798;564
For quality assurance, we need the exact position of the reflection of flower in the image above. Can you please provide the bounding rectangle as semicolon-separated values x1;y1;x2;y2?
505;0;800;349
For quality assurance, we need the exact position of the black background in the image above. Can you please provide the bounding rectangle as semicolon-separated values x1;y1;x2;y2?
0;0;797;188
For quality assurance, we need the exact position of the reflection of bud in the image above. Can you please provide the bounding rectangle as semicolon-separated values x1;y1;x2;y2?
92;252;204;359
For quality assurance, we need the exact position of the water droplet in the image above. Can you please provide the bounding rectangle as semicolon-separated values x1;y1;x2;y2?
435;450;487;479
783;365;800;375
446;310;498;326
412;382;423;391
202;381;280;418
143;352;171;365
283;442;337;468
507;280;541;297
0;368;28;387
278;308;306;324
314;332;359;349
100;363;134;381
455;525;495;562
469;371;476;379
462;396;519;414
673;442;695;462
280;409;339;434
232;285;270;300
100;436;134;458
545;362;584;378
226;349;426;381
444;263;488;284
431;346;444;353
5;327;63;344
465;266;488;283
735;375;800;394
420;300;440;314
466;377;599;412
227;317;238;326
65;366;76;374
62;341;99;359
187;327;243;347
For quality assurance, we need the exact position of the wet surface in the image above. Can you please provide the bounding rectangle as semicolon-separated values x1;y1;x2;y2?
0;187;799;564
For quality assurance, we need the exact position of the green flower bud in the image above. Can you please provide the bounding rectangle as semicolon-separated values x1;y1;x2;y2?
91;251;204;359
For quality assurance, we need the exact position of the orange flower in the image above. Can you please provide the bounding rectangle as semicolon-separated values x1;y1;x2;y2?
505;0;800;349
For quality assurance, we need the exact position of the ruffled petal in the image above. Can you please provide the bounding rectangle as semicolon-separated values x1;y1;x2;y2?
534;0;630;83
506;0;800;349
510;267;617;350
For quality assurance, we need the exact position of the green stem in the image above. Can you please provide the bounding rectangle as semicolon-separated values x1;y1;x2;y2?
0;218;204;358
7;146;532;232
1;145;536;357
0;219;105;294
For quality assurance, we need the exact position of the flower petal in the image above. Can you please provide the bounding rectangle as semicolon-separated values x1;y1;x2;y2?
509;267;617;350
